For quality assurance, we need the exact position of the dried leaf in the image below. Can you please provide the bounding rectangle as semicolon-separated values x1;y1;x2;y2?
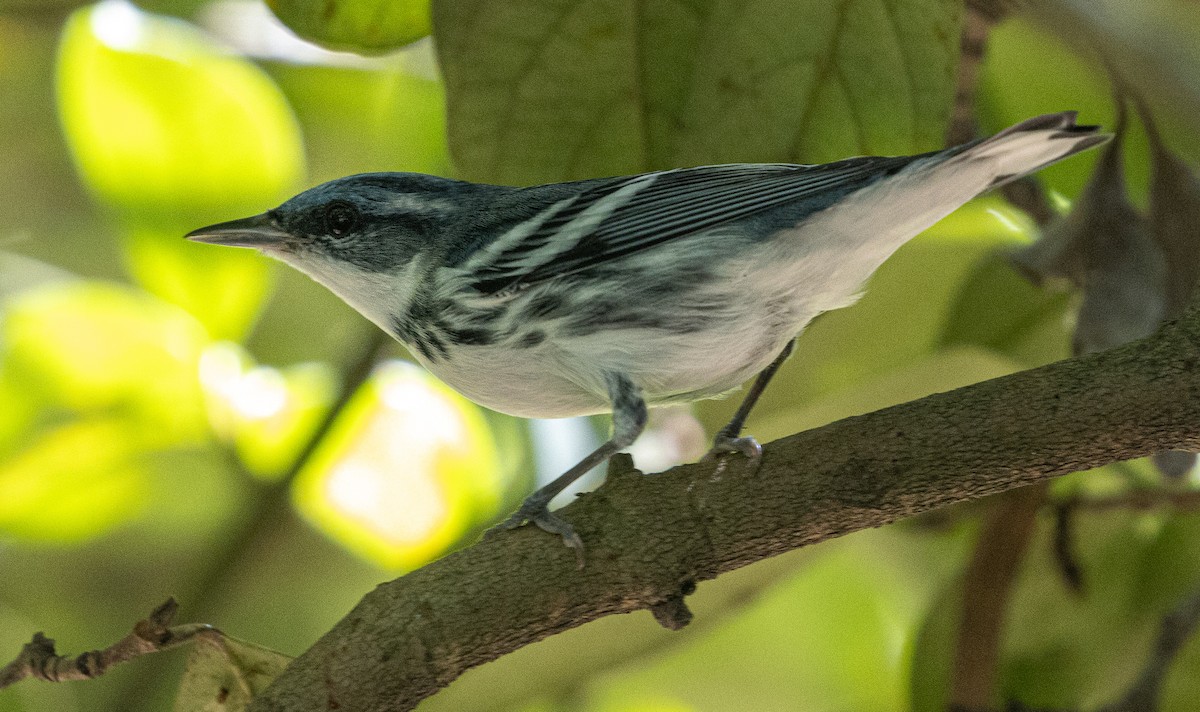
1139;97;1200;318
1011;98;1166;355
174;633;292;712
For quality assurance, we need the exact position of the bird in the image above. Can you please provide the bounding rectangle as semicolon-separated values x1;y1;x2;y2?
187;111;1108;557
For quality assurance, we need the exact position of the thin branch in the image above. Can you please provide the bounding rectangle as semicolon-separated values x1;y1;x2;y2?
1051;500;1086;594
0;600;209;689
951;483;1049;711
246;299;1200;712
1098;587;1200;712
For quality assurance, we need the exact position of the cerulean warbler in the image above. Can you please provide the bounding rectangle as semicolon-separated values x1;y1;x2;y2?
187;112;1108;555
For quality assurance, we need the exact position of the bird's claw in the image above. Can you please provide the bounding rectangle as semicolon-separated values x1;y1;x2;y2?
702;433;763;475
486;497;585;568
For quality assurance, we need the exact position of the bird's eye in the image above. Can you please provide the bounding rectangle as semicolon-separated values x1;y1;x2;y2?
324;202;359;238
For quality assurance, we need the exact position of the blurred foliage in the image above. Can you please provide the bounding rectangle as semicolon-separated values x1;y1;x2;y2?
264;0;430;54
56;0;302;339
0;1;1198;712
293;361;504;571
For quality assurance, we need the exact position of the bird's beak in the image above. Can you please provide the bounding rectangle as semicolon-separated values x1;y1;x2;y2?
185;213;290;248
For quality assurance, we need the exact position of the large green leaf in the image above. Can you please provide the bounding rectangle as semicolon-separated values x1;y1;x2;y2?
434;0;961;184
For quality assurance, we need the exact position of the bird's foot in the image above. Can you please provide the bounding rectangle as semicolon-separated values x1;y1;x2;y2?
486;493;585;567
702;432;763;475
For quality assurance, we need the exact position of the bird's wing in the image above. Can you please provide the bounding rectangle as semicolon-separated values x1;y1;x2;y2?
465;156;922;295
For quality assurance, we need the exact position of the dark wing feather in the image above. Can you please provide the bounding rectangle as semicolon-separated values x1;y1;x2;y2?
469;156;921;295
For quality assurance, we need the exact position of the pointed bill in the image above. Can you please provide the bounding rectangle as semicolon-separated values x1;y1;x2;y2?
185;213;290;248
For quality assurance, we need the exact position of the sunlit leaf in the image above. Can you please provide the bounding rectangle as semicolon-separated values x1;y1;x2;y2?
55;0;304;338
57;0;303;221
265;0;431;54
292;361;505;571
199;342;336;479
434;0;960;184
2;281;209;443
0;418;148;541
174;633;292;712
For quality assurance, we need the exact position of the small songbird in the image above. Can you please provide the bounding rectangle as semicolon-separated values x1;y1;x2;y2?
187;112;1108;555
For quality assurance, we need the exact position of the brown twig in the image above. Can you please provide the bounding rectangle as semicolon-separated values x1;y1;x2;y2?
107;327;391;712
949;3;1004;146
0;599;210;689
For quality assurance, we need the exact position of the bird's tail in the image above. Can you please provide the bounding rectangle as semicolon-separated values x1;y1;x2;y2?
946;111;1111;191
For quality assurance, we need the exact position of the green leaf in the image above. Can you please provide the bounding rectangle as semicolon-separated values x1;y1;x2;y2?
56;2;304;223
122;226;272;342
292;361;509;571
265;0;431;54
174;634;292;712
55;1;304;338
0;418;148;542
199;342;337;479
939;251;1073;365
434;0;961;185
2;281;210;442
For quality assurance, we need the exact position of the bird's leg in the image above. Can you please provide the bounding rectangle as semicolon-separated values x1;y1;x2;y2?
703;339;795;472
488;373;647;560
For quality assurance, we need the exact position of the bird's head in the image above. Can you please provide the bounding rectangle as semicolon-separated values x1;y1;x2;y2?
186;172;476;270
186;172;483;325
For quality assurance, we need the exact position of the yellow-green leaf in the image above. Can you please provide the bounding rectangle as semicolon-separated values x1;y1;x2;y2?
292;361;505;571
55;1;304;339
0;418;148;541
3;281;209;442
199;342;336;479
265;0;431;54
56;1;304;222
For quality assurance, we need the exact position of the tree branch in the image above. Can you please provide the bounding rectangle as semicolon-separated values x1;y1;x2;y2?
248;307;1200;712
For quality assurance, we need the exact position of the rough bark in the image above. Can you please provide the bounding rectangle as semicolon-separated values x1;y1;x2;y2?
248;308;1200;712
